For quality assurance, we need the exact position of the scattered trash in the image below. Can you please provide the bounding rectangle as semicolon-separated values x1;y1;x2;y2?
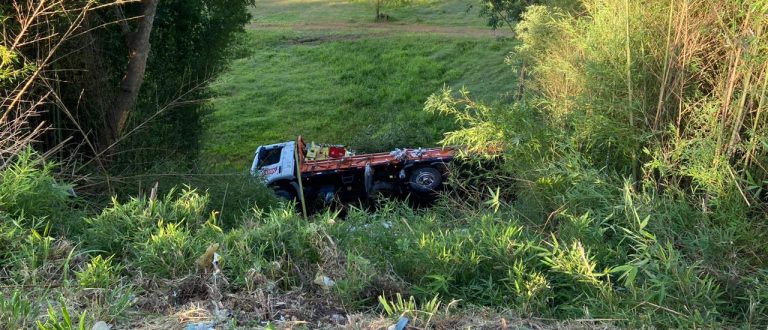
313;273;335;290
330;313;346;324
387;316;409;330
212;252;221;273
91;321;112;330
184;322;215;330
197;243;220;273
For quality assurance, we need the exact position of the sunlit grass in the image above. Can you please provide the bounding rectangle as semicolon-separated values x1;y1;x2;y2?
202;1;517;170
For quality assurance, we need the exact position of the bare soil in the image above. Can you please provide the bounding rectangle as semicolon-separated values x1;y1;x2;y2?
251;21;515;39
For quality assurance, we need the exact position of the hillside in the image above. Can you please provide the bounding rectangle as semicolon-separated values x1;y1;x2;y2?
201;0;517;169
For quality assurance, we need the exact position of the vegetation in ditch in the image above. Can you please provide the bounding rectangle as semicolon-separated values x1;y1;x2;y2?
2;0;767;328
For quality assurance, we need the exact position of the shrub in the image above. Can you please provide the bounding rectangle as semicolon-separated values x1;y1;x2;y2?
0;150;75;227
76;255;120;289
36;300;90;330
0;291;37;330
84;187;211;259
132;221;204;278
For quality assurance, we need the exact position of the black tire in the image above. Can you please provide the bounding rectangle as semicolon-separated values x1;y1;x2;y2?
369;182;395;198
274;188;295;201
408;167;442;193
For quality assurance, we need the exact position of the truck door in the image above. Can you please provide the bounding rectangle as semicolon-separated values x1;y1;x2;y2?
252;142;295;185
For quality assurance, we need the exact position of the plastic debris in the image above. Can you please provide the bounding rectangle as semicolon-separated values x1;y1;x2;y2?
212;252;221;273
387;316;409;330
185;322;215;330
91;321;112;330
196;243;220;272
330;313;346;324
313;273;336;289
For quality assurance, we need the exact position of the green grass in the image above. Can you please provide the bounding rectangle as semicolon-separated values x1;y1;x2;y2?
252;0;489;27
202;0;517;170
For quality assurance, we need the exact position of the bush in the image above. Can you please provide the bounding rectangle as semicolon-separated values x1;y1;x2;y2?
76;255;120;289
0;150;75;228
0;291;37;330
133;221;204;278
84;187;211;259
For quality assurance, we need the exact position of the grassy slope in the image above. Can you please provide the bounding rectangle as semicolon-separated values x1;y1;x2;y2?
252;0;489;26
201;0;517;170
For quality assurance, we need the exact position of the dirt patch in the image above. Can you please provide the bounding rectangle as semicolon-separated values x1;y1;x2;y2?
290;34;364;45
252;21;515;39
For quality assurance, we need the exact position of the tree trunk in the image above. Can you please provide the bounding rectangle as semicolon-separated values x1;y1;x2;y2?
108;0;158;143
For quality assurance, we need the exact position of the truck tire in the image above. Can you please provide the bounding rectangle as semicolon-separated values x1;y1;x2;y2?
409;167;442;193
369;182;394;198
274;188;295;201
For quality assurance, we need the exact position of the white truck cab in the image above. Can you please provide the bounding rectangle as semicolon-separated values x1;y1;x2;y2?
250;141;296;185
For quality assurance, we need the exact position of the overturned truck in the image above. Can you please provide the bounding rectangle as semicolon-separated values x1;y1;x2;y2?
250;136;455;204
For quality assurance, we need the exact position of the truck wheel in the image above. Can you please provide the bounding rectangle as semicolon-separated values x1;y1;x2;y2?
274;189;295;201
369;182;394;198
409;167;442;193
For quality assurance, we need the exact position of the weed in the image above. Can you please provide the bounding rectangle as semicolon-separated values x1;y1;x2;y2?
85;285;135;324
379;293;442;326
0;149;76;230
36;300;90;330
133;221;203;278
76;255;120;289
0;291;37;330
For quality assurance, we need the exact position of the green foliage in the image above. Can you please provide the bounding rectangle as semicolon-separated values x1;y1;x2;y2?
5;0;257;171
111;171;280;228
204;30;517;168
112;0;257;169
256;0;490;27
378;293;441;321
84;187;211;258
76;255;120;289
420;1;767;325
0;149;74;222
85;285;134;324
0;291;37;330
133;221;205;278
1;0;766;328
0;46;33;87
476;0;581;29
36;301;89;330
364;0;412;19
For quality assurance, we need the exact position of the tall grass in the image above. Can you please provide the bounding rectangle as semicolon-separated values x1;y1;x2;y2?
419;0;767;326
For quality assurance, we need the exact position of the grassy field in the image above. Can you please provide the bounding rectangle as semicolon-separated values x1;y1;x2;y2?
201;0;518;170
251;0;491;27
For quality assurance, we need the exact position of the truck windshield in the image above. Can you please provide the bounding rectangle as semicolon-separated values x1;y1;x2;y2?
257;147;283;167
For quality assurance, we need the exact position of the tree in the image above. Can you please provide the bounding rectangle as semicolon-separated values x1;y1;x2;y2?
3;0;256;169
477;0;581;29
109;0;159;142
369;0;410;21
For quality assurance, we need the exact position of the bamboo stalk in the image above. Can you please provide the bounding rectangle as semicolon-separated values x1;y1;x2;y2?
624;0;633;128
726;12;760;159
654;0;676;131
745;63;768;167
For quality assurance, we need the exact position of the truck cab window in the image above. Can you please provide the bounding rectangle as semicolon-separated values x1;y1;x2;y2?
258;147;283;167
